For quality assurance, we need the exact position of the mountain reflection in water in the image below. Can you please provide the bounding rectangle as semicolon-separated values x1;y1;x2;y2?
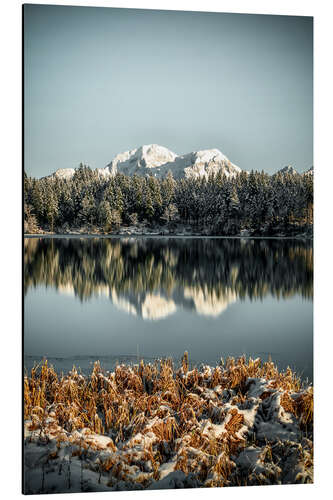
24;238;312;320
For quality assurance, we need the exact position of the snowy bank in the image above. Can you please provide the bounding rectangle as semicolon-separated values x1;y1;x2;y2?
24;355;313;493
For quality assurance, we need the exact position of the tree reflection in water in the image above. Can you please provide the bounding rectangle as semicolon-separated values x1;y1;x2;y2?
24;237;312;319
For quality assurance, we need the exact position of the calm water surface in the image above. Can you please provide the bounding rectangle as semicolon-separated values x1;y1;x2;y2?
24;237;313;381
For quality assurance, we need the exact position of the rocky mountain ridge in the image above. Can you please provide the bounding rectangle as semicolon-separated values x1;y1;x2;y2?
45;144;313;180
47;144;241;180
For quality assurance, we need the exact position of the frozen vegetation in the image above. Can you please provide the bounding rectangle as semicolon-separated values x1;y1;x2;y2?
24;354;313;494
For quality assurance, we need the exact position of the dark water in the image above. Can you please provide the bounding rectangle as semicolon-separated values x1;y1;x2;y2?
24;237;313;381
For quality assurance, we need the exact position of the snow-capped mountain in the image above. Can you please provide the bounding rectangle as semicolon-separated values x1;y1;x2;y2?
105;144;178;176
102;144;241;180
46;168;76;180
273;165;314;177
274;165;299;176
46;144;241;180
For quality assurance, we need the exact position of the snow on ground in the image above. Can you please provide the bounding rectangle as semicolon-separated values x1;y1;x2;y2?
23;357;313;493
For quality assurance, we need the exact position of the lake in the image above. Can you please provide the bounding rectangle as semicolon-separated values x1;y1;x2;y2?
24;237;313;381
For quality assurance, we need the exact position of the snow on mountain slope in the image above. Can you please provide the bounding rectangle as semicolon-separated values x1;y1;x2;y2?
181;149;241;179
46;168;76;180
45;144;241;180
102;144;241;179
44;146;313;181
106;144;178;176
275;165;299;176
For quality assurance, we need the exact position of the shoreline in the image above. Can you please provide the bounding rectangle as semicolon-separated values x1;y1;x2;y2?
24;233;313;240
24;353;313;385
24;355;313;493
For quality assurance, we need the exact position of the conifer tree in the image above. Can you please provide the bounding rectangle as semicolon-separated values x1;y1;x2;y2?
45;188;58;232
143;181;154;221
99;200;112;231
79;193;96;226
24;163;313;236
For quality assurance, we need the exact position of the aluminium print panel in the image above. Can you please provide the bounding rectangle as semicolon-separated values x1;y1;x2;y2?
23;3;313;494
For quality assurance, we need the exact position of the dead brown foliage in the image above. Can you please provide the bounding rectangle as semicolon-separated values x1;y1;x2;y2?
24;354;313;488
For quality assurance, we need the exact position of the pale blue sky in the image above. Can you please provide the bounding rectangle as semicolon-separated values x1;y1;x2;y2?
24;5;313;177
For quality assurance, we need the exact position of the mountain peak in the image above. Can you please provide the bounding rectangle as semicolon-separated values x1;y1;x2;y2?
46;168;76;180
276;165;299;176
46;144;241;180
105;144;177;175
104;144;241;179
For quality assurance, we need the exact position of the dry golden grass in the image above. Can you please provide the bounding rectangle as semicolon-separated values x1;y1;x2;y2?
24;354;313;488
